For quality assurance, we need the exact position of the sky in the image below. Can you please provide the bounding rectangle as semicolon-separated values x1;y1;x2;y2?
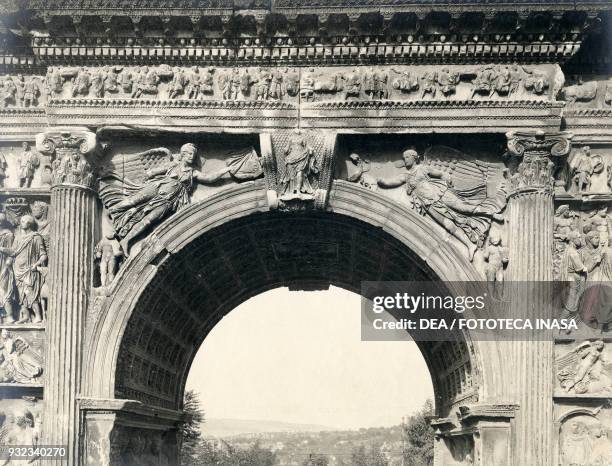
186;286;433;431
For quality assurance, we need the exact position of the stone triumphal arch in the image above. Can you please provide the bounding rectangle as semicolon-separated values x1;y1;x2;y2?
1;0;612;464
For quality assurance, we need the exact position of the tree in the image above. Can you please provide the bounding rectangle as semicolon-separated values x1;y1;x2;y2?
302;453;329;466
180;390;205;466
367;444;388;466
402;399;434;466
351;445;368;466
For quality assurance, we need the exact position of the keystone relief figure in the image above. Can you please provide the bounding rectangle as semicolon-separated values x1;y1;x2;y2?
279;130;319;200
377;148;507;261
99;143;263;254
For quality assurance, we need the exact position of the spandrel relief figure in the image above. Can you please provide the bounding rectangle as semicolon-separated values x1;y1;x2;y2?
0;216;47;324
17;142;40;188
0;330;43;384
95;232;123;287
377;148;506;261
99;143;262;254
557;340;612;394
279;130;319;200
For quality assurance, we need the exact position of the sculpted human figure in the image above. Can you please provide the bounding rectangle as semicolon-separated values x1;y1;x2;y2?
22;77;39;107
344;68;361;99
1;77;16;107
279;130;318;199
0;152;7;187
90;68;105;98
47;67;64;95
17;142;40;188
104;66;119;93
559;232;593;328
565;340;610;393
255;67;271;100
0;214;16;324
569;146;603;193
118;67;132;93
168;67;187;99
1;216;47;323
377;149;504;261
483;231;509;298
437;67;460;96
100;143;234;254
71;67;91;97
300;68;315;101
269;69;284;100
95;232;123;287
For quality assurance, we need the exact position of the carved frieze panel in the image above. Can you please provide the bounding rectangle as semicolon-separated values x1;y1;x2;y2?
555;340;612;397
0;74;47;110
0;141;52;189
556;407;612;466
0;197;50;326
0;397;42;447
0;329;44;385
46;64;562;105
556;145;612;196
560;76;612;109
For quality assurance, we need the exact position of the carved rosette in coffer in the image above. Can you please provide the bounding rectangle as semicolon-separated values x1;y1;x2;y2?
259;131;337;211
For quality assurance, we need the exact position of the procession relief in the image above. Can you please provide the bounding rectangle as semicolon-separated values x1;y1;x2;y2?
0;74;47;110
43;64;562;104
558;409;612;466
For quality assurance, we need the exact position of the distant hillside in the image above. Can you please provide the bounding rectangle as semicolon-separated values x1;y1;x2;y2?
202;418;335;438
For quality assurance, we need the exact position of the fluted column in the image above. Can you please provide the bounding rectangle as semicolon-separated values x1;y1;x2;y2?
505;130;572;466
36;129;98;465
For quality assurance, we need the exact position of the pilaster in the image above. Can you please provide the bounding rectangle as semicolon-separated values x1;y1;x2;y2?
36;128;98;465
504;130;572;466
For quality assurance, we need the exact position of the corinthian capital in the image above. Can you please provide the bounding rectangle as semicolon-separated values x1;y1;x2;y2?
505;130;573;195
35;128;97;190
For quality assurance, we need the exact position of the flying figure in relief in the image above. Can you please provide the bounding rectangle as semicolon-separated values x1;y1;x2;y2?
377;146;507;261
99;143;262;255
